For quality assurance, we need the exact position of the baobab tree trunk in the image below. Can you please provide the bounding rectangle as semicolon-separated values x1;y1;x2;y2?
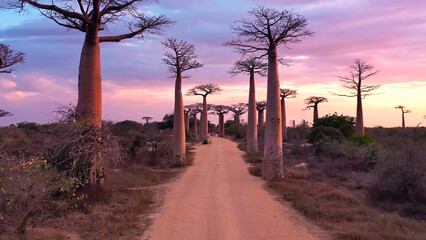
184;112;189;130
173;70;186;165
247;71;258;152
355;92;364;134
262;45;283;180
258;110;264;130
201;96;208;139
219;114;225;137
234;113;240;125
193;115;198;138
313;104;318;123
77;24;102;186
281;97;287;142
402;111;406;129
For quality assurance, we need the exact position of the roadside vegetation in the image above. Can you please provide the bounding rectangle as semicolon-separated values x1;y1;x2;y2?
0;112;195;239
233;113;426;240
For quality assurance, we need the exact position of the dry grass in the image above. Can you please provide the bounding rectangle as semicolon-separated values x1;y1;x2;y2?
268;169;426;240
242;143;426;240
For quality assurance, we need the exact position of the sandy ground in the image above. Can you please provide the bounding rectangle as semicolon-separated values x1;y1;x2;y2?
142;137;327;240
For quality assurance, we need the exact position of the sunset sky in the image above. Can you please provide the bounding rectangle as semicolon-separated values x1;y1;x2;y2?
1;0;425;127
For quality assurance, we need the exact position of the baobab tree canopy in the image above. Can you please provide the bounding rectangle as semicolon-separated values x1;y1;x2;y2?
0;43;24;73
225;5;313;56
229;57;268;76
162;38;203;78
0;109;13;118
305;96;328;106
334;59;381;99
280;89;297;99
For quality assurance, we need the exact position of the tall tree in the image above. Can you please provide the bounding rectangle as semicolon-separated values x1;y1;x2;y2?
228;103;247;125
225;6;313;180
15;0;173;126
395;105;411;129
142;116;153;124
304;96;328;123
183;105;192;130
0;43;24;73
333;59;381;135
256;101;267;130
15;0;173;185
211;105;229;137
162;38;203;166
0;109;13;127
229;57;267;152
186;84;221;140
189;103;203;138
280;88;297;142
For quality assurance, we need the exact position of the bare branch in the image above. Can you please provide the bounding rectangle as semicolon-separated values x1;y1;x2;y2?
0;109;13;118
0;43;24;74
227;103;248;115
256;101;267;111
161;38;203;78
304;96;328;106
228;56;267;77
280;88;297;99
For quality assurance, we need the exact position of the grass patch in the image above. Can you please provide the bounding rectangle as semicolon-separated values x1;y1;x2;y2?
268;170;426;240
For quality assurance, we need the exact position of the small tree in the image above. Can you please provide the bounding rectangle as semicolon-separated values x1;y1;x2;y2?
304;96;328;123
228;103;247;125
0;43;24;73
280;89;297;142
333;59;381;135
395;105;412;129
186;84;221;140
162;38;203;165
225;5;313;180
211;105;229;137
256;101;267;130
142;116;153;124
229;57;267;152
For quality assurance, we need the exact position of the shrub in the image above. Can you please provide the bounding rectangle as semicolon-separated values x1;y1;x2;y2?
349;133;376;146
16;121;43;134
308;126;344;144
225;121;246;139
0;126;30;155
314;113;355;138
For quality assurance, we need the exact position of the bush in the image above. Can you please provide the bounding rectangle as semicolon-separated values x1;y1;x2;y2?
0;126;30;155
308;126;344;144
314;113;355;138
225;121;246;139
349;133;376;146
17;121;44;134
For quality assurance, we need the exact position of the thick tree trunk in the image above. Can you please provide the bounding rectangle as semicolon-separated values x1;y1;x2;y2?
313;104;318;123
262;46;283;180
77;24;102;186
173;71;186;165
219;114;225;137
258;110;264;130
355;93;364;134
281;97;287;142
184;112;189;130
193;115;198;138
201;96;208;139
247;71;258;152
402;112;405;129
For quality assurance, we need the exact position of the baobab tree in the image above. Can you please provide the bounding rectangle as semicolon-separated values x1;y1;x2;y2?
256;101;267;130
0;109;13;127
142;116;153;124
211;105;229;137
15;0;173;185
184;105;192;130
225;5;313;180
189;103;203;138
15;0;174;127
0;43;24;73
229;57;267;152
228;103;247;125
333;59;381;135
280;88;297;142
305;96;328;123
162;38;203;165
186;84;221;140
395;105;412;129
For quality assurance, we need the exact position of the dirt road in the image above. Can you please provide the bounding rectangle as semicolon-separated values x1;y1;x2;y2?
143;137;324;240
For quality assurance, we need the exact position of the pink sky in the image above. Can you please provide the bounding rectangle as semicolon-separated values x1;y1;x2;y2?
0;0;425;127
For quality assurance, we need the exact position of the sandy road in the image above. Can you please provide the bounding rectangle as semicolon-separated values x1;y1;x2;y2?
143;137;324;240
